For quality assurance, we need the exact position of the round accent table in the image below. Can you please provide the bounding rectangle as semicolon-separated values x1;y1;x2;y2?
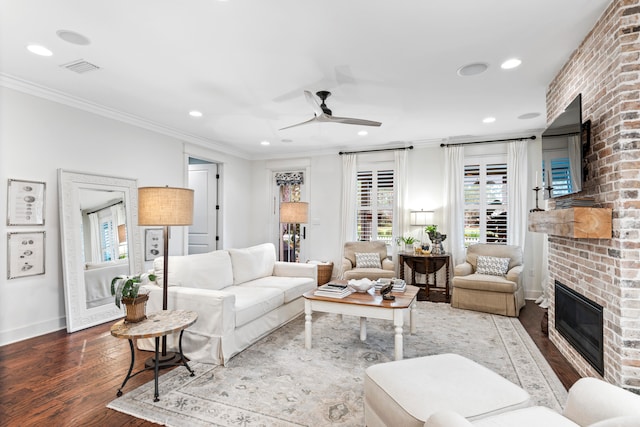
111;310;198;401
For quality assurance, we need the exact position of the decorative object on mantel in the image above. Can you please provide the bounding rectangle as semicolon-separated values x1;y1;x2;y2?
528;207;612;238
531;186;544;212
554;197;595;209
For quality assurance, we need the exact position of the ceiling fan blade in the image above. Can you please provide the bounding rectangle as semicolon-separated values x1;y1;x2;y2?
327;116;382;127
304;90;324;117
279;116;319;131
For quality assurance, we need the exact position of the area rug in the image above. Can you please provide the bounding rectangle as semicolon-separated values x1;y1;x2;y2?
108;302;567;426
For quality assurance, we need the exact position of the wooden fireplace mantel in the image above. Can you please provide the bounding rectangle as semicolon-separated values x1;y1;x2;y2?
528;207;612;239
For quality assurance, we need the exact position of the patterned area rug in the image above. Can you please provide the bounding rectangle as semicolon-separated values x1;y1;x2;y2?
108;302;567;426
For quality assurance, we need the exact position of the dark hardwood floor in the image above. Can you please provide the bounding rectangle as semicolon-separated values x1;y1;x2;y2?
0;299;580;426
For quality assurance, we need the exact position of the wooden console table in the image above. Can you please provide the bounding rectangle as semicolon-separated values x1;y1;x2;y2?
398;252;451;302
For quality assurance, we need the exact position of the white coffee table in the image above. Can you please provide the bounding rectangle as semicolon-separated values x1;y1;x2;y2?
303;284;418;360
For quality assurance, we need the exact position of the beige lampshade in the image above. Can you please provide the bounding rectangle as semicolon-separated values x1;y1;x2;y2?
410;210;434;226
117;224;127;243
138;187;194;226
280;202;309;223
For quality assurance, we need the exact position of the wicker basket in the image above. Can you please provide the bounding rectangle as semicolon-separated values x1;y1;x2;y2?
316;262;334;285
122;293;148;323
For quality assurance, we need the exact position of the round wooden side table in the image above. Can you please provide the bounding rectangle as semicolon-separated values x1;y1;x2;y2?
111;310;198;401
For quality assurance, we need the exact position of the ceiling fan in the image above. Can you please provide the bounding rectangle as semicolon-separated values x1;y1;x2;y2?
279;90;382;131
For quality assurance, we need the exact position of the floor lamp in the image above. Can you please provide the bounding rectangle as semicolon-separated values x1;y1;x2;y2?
138;186;194;364
279;201;308;262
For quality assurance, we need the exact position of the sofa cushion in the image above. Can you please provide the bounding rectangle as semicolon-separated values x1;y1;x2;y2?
153;250;233;290
453;274;517;293
228;243;276;285
476;256;510;276
238;276;316;303
355;252;382;269
223;285;284;327
472;406;580;427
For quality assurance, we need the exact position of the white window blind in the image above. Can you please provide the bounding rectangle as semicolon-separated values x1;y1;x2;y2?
464;161;508;246
356;168;394;245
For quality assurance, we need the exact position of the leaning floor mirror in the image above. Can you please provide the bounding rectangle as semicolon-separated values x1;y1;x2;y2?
58;169;143;332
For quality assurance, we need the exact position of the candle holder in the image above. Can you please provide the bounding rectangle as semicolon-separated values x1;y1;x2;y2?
545;185;554;199
530;187;545;212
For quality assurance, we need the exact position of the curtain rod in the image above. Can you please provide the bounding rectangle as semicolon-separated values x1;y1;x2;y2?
339;145;413;155
85;200;123;215
440;135;536;148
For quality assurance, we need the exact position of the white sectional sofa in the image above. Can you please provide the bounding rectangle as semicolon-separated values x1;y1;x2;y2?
138;243;317;365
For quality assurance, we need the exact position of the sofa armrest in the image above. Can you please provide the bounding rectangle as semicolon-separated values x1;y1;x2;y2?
424;411;473;427
342;258;353;272
454;262;473;277
274;261;317;282
506;265;523;284
142;284;236;335
563;377;640;426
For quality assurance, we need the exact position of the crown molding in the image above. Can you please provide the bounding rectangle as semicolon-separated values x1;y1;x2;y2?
0;73;251;160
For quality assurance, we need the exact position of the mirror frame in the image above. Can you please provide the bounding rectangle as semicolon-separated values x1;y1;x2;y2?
58;169;143;332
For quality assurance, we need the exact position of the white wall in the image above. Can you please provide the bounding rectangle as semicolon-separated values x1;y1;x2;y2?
0;87;252;345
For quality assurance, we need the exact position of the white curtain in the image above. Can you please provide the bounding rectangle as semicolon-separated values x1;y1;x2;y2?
507;140;528;248
393;150;409;274
87;212;102;263
443;146;465;266
568;134;582;192
339;154;357;275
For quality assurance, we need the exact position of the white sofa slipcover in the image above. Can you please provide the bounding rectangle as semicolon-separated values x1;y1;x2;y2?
424;376;640;427
138;243;317;365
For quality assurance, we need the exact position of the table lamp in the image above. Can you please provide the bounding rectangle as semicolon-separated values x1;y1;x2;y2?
138;186;194;363
279;201;308;262
410;210;434;244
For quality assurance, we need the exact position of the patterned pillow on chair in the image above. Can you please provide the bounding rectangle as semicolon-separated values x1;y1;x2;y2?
476;255;510;276
355;252;382;269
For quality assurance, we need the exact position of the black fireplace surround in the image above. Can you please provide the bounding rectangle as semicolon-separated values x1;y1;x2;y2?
555;281;604;375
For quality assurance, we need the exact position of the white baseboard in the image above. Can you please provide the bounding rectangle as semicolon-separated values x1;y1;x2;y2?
0;316;66;346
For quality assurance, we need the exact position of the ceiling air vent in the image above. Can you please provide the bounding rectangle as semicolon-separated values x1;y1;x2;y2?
60;59;100;74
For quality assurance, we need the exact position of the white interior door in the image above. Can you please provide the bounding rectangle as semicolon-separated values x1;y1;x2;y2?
188;162;218;254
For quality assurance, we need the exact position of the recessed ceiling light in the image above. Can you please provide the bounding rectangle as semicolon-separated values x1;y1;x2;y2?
501;58;522;70
457;62;489;77
483;117;496;124
260;140;270;146
26;44;53;57
189;110;203;118
358;130;368;136
518;112;541;120
56;30;91;45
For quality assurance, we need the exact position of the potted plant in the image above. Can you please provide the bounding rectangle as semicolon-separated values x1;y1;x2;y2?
425;225;447;254
111;273;156;323
396;234;417;252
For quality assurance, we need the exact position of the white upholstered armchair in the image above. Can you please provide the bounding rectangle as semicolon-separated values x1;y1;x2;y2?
341;241;396;281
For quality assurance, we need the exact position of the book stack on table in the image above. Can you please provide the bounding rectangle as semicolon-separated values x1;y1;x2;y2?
374;279;406;292
314;282;354;298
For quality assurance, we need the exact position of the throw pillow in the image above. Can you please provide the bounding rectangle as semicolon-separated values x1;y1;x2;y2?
355;252;382;269
476;255;510;276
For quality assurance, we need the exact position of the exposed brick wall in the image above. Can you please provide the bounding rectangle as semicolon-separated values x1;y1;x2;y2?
546;0;640;393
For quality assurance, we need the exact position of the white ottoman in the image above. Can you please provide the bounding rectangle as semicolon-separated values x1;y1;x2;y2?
364;353;532;427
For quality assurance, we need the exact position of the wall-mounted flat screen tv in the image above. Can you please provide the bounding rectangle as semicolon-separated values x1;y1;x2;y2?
541;94;583;198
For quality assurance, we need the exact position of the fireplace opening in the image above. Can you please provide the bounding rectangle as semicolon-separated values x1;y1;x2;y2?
555;281;604;375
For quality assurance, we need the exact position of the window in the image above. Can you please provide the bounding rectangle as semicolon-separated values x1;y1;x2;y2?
356;167;394;245
464;160;508;246
100;218;116;261
545;158;573;197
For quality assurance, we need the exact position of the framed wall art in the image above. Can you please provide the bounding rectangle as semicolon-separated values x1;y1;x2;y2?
145;228;164;261
7;231;45;279
7;179;46;226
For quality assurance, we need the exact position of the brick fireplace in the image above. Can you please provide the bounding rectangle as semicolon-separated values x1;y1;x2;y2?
545;0;640;393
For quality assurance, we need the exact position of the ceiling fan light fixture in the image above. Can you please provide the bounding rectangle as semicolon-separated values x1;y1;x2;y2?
457;62;488;77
